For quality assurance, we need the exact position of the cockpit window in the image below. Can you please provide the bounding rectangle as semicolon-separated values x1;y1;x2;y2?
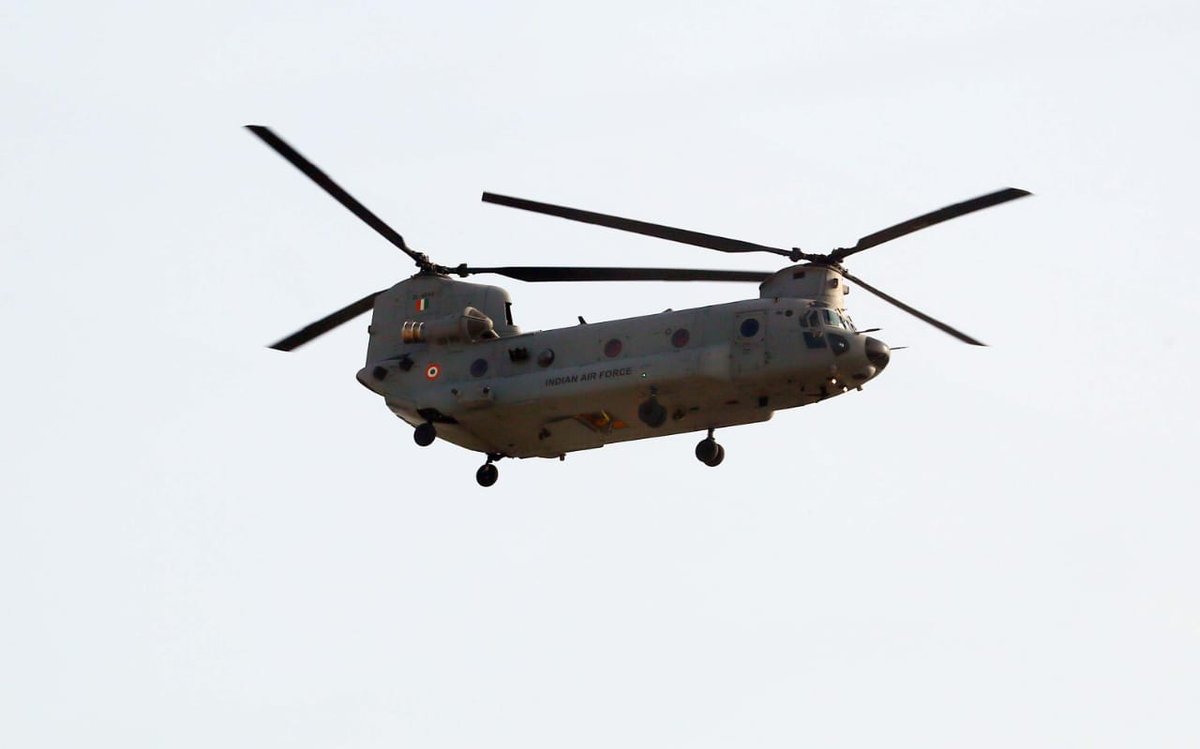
805;308;855;330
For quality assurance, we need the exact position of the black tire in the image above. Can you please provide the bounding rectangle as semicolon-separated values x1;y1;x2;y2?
414;422;437;447
695;437;719;464
705;444;725;467
476;463;499;487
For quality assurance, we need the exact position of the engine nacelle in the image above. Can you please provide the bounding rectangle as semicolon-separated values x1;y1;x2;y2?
401;306;497;344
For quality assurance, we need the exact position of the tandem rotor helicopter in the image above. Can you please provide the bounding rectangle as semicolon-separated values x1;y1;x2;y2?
249;126;1030;487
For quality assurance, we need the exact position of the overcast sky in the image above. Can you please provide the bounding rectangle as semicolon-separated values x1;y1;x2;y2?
3;1;1199;747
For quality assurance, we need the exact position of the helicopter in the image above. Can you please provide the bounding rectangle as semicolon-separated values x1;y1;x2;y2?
248;126;1030;487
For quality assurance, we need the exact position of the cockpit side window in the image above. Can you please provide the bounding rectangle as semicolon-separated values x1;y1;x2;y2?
822;309;845;328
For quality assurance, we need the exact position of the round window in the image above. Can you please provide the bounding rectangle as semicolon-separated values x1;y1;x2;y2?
671;328;690;348
739;318;760;338
604;338;623;357
537;349;555;367
470;358;489;377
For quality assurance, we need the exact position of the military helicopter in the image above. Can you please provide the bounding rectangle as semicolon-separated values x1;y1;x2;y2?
248;126;1030;487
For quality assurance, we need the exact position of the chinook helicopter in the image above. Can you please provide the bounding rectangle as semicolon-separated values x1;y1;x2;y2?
248;126;1029;487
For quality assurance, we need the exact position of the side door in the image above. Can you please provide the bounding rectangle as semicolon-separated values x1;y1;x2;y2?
732;310;767;379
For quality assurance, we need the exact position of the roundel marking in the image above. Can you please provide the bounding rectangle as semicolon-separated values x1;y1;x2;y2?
425;363;441;380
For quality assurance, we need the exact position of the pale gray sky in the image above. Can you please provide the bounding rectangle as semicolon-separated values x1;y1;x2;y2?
3;1;1198;747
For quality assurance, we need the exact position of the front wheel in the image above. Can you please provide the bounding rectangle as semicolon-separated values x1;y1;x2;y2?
414;422;437;447
706;444;725;467
695;437;719;464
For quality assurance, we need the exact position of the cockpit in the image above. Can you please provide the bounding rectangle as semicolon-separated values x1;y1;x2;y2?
802;308;855;331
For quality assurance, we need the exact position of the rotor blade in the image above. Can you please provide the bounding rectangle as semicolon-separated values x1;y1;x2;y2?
832;187;1031;260
458;266;773;283
840;270;985;346
269;290;383;351
482;192;794;259
246;125;428;268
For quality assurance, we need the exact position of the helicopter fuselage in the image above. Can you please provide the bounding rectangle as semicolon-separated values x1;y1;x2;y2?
356;264;889;459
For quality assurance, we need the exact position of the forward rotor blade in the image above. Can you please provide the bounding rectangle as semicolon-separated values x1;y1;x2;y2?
831;187;1031;260
482;192;794;259
246;125;428;268
840;271;985;346
459;266;773;283
269;290;383;351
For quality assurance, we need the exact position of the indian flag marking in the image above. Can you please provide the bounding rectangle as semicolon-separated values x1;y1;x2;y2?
415;297;428;312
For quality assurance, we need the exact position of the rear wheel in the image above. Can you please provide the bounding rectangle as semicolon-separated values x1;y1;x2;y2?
476;463;499;487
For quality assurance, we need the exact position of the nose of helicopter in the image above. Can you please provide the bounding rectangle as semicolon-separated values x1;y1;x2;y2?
864;337;890;371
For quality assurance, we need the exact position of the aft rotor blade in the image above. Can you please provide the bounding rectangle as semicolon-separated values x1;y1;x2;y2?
831;187;1031;260
269;290;383;351
460;266;773;283
246;125;428;269
482;192;794;259
840;271;985;346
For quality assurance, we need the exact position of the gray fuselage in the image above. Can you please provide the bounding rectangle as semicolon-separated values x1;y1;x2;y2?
356;265;889;459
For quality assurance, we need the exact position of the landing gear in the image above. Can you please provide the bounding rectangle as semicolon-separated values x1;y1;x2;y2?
413;421;437;447
476;463;498;487
695;429;725;467
476;453;502;487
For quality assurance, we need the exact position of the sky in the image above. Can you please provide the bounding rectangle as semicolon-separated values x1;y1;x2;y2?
2;1;1199;747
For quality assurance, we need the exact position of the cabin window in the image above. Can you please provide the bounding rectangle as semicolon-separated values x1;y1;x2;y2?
470;358;489;377
739;318;760;338
537;349;555;367
671;328;690;348
604;338;623;357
